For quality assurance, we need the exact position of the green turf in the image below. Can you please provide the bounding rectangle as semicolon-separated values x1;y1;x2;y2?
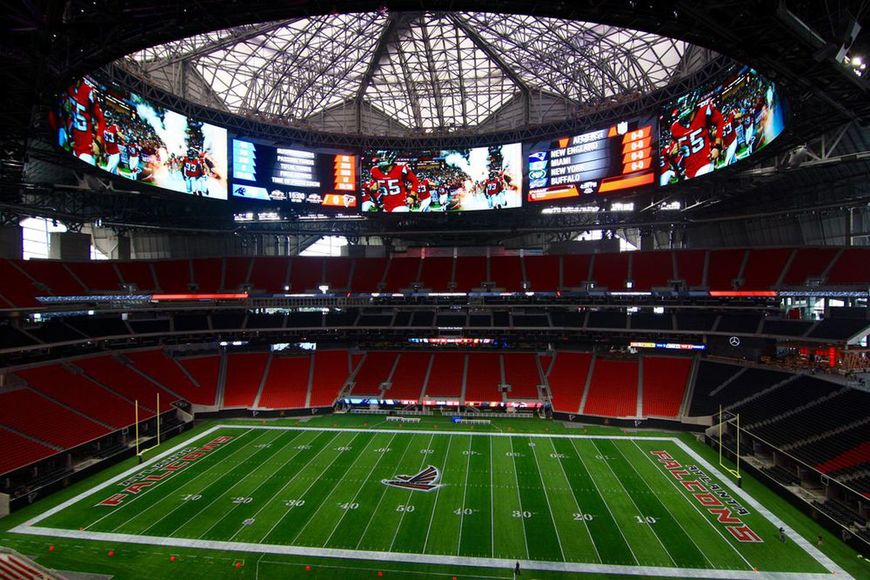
2;415;868;579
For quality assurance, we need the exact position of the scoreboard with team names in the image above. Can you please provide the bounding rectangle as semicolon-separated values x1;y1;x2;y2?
525;119;656;203
230;137;357;210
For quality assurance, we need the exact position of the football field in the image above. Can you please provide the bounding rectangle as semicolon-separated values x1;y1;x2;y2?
11;424;848;578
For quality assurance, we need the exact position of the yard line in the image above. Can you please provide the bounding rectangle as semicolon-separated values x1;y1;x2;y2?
508;437;530;560
135;435;286;535
389;433;436;552
629;439;755;571
88;428;257;532
262;431;364;544
194;430;311;539
588;439;677;567
226;431;343;542
608;440;715;569
289;432;386;544
353;432;418;549
527;438;566;561
456;436;474;555
323;432;400;547
421;434;453;553
544;437;601;564
489;431;495;558
568;439;639;565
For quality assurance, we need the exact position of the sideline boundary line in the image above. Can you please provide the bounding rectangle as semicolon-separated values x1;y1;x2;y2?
9;424;851;579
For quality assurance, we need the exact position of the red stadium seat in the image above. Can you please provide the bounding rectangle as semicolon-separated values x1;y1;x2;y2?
352;351;398;396
152;260;191;293
503;353;540;399
116;261;158;292
191;258;223;293
425;352;465;399
630;251;674;290
223;353;270;408
127;349;215;406
741;248;791;290
0;389;108;449
489;255;524;291
584;358;638;417
223;257;252;291
309;350;350;407
258;355;311;409
642;356;692;418
524;255;560;292
547;352;592;414
464;353;502;402
674;250;705;288
591;252;630;290
419;257;454;292
561;254;592;288
386;352;431;401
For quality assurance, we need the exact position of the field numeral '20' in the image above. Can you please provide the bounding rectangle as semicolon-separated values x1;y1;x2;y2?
232;496;253;504
573;512;594;521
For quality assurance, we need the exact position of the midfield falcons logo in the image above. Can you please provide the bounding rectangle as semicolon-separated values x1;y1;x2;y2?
381;465;441;492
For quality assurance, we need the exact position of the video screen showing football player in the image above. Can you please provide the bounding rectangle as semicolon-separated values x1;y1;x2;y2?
363;151;420;213
51;78;106;166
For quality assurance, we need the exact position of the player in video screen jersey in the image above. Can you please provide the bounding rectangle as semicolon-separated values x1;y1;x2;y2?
65;78;105;166
484;170;508;209
183;149;206;196
101;122;123;174
416;177;433;212
365;151;419;212
665;94;724;182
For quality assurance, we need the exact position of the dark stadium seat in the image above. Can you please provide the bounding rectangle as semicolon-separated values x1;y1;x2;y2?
464;352;502;402
503;353;540;399
73;354;178;412
191;258;223;293
17;260;86;295
674;250;706;288
0;260;41;307
561;254;593;288
591;252;630;290
116;261;157;292
258;355;310;409
688;361;738;416
425;352;465;398
383;257;420;292
0;427;57;475
291;257;325;293
323;257;353;292
223;257;252;291
419;256;454;292
64;261;122;292
825;248;870;286
584;358;638;417
630;251;674;290
351;351;397;396
309;350;350;407
489;255;524;291
153;260;191;293
386;352;430;401
349;258;387;293
175;355;220;406
127;350;216;406
524;255;560;292
707;249;745;289
0;389;108;450
16;364;140;427
249;257;290;293
741;248;791;290
453;256;486;292
223;352;269;408
546;352;591;414
780;248;838;287
642;356;691;417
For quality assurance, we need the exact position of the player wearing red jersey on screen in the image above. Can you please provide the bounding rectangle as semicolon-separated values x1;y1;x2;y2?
126;142;141;176
667;99;724;180
365;151;419;213
65;79;105;166
101;123;123;174
416;178;433;212
183;149;206;196
484;171;506;209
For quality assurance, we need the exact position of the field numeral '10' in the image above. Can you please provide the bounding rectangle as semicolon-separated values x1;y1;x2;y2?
635;515;657;524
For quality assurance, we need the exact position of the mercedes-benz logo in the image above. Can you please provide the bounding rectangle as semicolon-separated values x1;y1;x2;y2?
729;336;741;347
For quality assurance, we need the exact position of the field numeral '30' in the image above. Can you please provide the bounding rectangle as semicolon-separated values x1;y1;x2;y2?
512;510;532;519
284;499;305;508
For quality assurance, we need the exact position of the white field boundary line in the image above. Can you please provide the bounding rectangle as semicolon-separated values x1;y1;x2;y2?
9;425;851;580
8;526;846;580
671;438;850;579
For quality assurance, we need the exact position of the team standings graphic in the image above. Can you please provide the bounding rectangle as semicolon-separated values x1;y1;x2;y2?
658;66;785;186
361;144;522;213
50;77;228;199
11;424;844;578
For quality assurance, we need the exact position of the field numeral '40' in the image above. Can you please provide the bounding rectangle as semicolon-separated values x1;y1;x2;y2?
339;502;359;510
396;504;415;512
